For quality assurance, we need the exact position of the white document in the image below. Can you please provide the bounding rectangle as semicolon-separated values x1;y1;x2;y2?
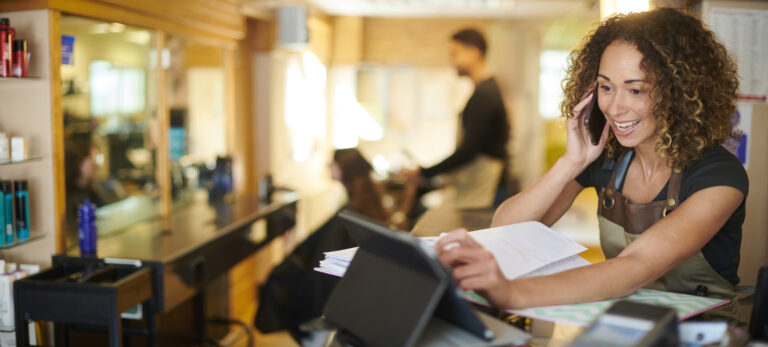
315;221;589;280
519;255;591;278
466;221;587;279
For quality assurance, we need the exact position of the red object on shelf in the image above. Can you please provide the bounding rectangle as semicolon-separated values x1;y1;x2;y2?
12;39;27;77
0;18;15;77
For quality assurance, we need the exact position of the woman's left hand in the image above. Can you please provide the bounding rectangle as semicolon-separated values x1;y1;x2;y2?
435;229;513;308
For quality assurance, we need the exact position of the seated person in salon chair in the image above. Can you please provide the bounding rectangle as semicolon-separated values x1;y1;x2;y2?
436;8;748;323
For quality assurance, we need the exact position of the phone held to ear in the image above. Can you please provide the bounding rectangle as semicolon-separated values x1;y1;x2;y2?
584;91;606;146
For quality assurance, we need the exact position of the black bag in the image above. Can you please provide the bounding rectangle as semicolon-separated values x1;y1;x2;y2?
254;214;355;336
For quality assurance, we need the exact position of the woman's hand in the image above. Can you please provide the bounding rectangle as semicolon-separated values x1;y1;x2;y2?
435;229;513;308
562;89;610;172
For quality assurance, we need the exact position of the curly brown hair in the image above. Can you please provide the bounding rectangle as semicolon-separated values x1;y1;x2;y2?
560;7;739;168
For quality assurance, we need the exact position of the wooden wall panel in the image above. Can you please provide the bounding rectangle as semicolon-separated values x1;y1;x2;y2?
1;0;246;47
331;16;363;65
362;17;489;66
49;10;65;253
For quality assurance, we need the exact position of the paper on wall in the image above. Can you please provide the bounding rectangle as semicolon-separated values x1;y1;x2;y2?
709;7;768;102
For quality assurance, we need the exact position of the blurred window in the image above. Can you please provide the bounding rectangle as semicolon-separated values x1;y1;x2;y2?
539;50;570;119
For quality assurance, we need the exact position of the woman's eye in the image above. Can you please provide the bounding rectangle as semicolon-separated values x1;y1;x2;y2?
599;84;612;92
629;89;643;95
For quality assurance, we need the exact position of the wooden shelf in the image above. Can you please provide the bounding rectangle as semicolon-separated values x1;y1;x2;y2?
0;156;43;166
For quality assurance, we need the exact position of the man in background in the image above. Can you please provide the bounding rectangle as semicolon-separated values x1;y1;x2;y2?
407;28;510;209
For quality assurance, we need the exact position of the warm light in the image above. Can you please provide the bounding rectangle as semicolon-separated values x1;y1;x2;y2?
600;0;649;19
332;87;383;149
284;51;327;162
539;50;570;119
372;155;390;175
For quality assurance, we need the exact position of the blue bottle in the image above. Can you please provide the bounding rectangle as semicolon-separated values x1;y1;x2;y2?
0;181;13;244
0;181;7;246
77;199;97;256
13;180;29;241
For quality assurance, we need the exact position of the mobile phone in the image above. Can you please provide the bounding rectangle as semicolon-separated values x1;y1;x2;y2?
584;91;606;146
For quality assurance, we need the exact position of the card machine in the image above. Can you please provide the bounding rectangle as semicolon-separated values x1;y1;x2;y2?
570;301;678;347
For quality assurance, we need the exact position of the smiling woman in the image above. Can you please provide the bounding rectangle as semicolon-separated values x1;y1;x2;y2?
437;7;749;324
561;8;739;168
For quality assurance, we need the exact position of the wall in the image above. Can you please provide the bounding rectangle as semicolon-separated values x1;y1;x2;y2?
0;10;56;267
258;14;347;239
362;17;490;66
697;0;768;287
487;21;546;188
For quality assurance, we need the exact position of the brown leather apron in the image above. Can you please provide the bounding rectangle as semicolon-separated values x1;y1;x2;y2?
597;151;739;322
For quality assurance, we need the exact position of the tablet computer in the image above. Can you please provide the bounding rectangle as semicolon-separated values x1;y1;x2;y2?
323;211;528;347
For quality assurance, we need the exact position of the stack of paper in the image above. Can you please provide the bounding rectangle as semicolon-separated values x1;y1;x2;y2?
316;248;358;277
314;221;591;279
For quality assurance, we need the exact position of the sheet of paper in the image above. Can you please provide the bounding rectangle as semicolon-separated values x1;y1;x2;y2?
315;221;587;280
519;255;591;278
468;221;587;280
462;289;728;327
324;247;358;262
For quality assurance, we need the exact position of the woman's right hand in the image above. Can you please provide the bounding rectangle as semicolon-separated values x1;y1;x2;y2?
562;89;610;172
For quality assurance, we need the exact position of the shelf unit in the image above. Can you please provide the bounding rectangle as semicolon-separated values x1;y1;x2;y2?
0;9;57;267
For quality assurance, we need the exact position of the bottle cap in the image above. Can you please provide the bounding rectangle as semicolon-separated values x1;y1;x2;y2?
0;180;11;193
0;18;9;26
14;180;27;191
13;39;26;52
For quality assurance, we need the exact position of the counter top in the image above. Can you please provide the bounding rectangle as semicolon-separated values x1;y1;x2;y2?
66;192;298;263
410;205;495;237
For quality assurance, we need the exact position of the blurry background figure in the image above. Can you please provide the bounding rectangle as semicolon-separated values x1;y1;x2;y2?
64;139;107;236
331;148;389;224
405;28;511;209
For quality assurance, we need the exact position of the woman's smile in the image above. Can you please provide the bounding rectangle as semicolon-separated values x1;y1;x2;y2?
611;118;642;137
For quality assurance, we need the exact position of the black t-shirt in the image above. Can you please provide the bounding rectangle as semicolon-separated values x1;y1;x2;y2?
421;77;509;178
575;146;749;285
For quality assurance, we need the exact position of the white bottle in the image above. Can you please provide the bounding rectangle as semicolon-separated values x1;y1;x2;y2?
10;137;25;162
0;133;8;162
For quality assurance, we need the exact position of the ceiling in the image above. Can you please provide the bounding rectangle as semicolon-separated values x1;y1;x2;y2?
301;0;598;18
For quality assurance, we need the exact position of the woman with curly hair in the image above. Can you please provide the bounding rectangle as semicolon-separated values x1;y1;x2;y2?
435;7;747;321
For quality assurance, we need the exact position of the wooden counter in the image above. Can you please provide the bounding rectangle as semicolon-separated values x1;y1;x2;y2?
65;192;298;314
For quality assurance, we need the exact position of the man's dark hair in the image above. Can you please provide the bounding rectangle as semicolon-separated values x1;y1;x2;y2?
451;28;487;57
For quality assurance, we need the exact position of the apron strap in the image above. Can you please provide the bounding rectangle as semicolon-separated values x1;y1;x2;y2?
664;167;684;213
613;150;635;193
605;150;634;195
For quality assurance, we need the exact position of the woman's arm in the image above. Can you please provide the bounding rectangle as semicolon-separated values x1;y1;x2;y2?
437;185;744;309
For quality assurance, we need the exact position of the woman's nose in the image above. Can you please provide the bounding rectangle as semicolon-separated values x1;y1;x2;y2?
603;93;626;118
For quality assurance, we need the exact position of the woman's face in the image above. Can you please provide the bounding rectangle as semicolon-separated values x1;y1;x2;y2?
597;40;657;148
